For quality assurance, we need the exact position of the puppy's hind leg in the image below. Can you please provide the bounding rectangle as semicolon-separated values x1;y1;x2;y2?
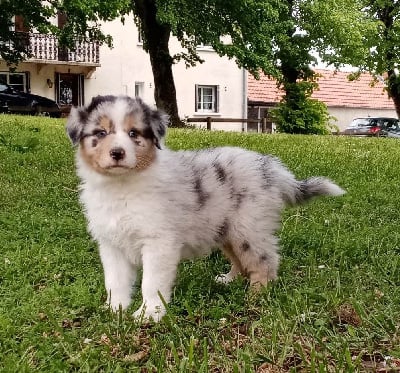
216;242;244;284
233;235;280;289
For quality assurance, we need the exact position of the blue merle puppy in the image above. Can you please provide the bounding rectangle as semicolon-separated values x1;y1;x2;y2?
66;95;345;321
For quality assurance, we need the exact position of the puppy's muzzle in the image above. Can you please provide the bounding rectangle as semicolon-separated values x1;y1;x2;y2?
110;147;126;161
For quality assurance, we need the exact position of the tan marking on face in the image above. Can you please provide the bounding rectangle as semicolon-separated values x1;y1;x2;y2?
123;113;145;132
80;134;119;175
79;113;157;174
133;135;156;171
99;116;115;133
123;113;157;172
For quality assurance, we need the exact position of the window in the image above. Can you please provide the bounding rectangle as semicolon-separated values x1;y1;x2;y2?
137;24;143;44
14;15;29;32
135;82;144;97
0;72;27;92
196;43;213;51
57;10;68;29
195;85;218;113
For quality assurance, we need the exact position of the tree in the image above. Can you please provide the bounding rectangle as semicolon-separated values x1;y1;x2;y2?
0;1;54;65
132;0;182;126
0;0;129;65
0;0;288;127
304;0;400;118
365;1;400;117
2;0;383;131
269;0;325;134
133;0;289;126
268;0;377;133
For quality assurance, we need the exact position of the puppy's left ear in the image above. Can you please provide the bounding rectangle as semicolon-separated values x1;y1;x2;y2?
66;106;88;146
149;108;169;150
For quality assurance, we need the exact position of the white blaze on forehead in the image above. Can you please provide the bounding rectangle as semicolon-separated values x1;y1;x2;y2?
108;99;131;129
91;98;130;131
94;98;145;133
111;129;133;151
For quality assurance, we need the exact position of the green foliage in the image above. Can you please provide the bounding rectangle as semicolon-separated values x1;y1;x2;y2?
271;97;333;135
1;115;400;371
0;0;130;64
300;0;377;69
302;0;400;115
270;81;335;134
0;0;55;64
155;0;288;77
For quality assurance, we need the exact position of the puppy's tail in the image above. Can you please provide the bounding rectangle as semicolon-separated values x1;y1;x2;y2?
284;177;345;206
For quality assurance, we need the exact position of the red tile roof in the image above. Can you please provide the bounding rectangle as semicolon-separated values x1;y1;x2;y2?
248;69;395;109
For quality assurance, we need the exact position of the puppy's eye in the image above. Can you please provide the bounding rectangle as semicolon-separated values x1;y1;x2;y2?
95;130;107;139
129;129;138;138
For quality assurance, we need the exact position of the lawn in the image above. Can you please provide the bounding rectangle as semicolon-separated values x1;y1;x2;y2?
0;114;399;372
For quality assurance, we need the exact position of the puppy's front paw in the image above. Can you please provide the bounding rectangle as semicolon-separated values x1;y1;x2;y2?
133;303;166;323
215;272;235;284
106;295;131;313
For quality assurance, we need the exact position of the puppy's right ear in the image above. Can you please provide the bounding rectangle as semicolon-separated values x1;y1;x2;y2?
66;106;88;146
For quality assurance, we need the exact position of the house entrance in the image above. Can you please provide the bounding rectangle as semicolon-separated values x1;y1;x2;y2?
55;73;84;108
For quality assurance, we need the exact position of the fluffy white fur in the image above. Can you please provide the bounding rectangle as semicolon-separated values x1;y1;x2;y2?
66;95;345;321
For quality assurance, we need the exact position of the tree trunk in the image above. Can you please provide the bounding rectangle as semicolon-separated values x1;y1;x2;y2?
133;0;184;127
387;70;400;118
377;3;400;118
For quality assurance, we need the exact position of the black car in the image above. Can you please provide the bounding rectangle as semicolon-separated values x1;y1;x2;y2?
343;117;400;137
0;83;61;118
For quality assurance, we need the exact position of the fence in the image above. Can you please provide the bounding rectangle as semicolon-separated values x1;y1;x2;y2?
186;117;273;133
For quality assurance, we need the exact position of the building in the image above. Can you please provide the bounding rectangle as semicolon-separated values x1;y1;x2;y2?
248;70;397;131
3;14;396;133
0;15;246;126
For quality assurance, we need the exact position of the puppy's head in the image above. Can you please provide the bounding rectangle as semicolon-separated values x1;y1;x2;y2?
66;95;168;175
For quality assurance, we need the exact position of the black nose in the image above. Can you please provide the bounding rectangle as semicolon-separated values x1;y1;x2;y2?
110;147;125;161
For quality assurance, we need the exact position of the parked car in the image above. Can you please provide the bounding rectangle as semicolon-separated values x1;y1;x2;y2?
0;83;61;118
381;121;400;138
343;117;400;137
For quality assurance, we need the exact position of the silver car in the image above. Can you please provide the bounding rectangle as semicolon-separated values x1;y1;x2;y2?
381;120;400;138
343;117;400;137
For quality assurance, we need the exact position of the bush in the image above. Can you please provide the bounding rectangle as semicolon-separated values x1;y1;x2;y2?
270;81;337;134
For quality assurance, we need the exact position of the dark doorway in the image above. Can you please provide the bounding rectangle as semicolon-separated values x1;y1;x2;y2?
55;73;84;109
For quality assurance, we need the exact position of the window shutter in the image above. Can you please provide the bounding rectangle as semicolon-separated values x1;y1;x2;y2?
216;85;220;113
195;84;198;112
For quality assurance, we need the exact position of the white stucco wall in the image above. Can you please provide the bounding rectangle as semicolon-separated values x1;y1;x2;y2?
86;17;245;121
1;16;245;123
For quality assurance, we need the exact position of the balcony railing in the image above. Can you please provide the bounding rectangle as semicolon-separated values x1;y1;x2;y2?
26;32;100;65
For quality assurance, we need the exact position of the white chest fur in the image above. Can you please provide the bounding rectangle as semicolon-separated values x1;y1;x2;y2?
80;173;167;264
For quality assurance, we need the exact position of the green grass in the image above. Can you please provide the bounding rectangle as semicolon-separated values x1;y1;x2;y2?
0;114;399;372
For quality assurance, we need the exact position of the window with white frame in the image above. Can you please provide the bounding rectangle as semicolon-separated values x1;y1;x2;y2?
135;82;144;97
195;85;218;113
0;72;27;92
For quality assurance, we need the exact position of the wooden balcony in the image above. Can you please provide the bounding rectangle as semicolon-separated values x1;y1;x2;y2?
20;32;100;76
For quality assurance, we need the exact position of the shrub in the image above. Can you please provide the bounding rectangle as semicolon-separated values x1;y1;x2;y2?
270;81;337;134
